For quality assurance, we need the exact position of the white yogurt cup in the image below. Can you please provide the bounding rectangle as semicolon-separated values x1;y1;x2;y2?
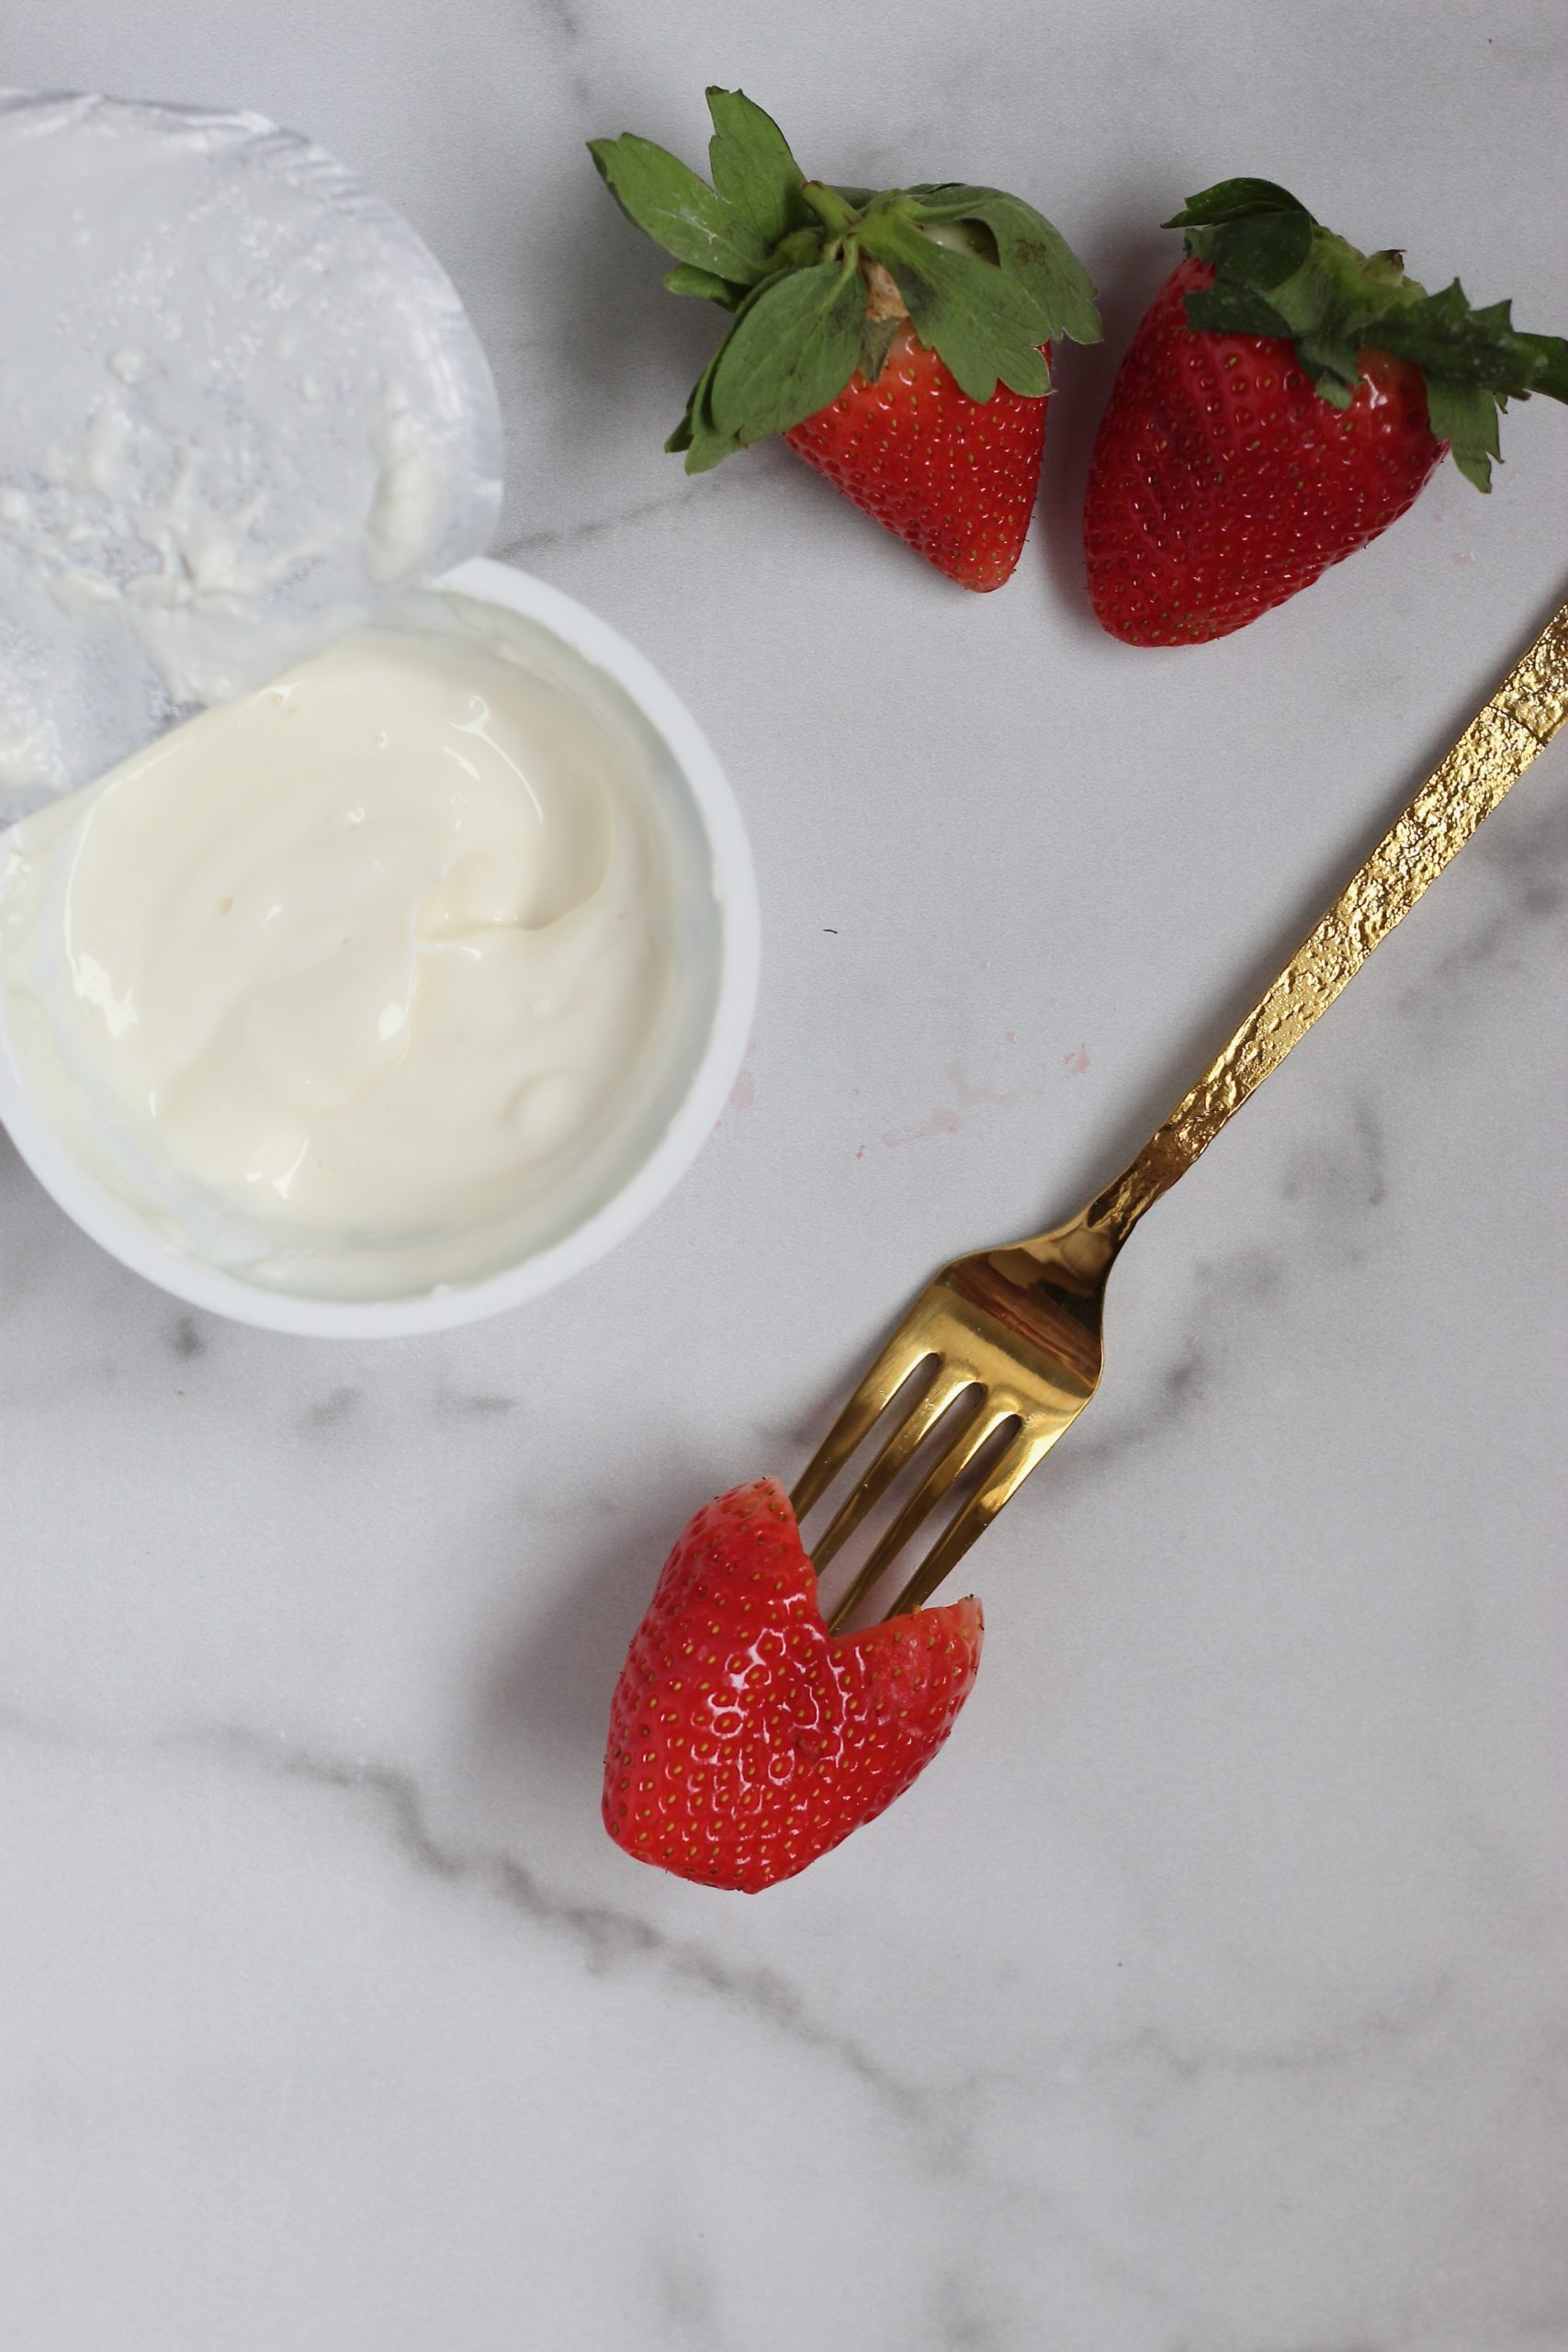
0;558;759;1337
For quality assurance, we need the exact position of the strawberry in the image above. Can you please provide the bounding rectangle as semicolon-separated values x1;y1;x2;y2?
1084;177;1568;645
590;88;1099;588
603;1478;982;1892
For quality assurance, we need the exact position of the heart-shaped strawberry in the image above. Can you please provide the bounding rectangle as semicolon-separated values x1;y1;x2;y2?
603;1478;983;1892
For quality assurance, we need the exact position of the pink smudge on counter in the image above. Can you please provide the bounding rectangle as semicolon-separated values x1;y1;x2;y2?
882;1103;963;1148
880;1053;1047;1148
949;1060;1041;1111
876;1037;1091;1151
729;1069;756;1112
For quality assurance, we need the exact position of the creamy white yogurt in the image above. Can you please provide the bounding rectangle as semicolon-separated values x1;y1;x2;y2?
0;604;688;1298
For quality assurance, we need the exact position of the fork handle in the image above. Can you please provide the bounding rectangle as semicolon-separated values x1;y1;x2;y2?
1086;597;1568;1245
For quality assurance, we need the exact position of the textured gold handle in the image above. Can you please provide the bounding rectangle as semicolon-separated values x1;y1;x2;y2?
1089;599;1568;1241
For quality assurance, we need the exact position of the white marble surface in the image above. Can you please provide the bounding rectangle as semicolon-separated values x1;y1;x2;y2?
4;6;1567;2347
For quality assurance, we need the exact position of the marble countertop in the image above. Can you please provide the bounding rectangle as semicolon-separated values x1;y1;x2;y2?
4;5;1566;2347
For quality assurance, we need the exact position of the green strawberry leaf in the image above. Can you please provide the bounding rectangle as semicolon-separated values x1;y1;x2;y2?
705;87;807;250
858;209;1052;398
665;361;710;457
668;354;741;473
588;133;770;284
768;225;830;276
1169;177;1568;492
664;262;745;307
667;274;781;470
1166;177;1310;228
1371;282;1566;399
906;185;1100;344
683;409;740;472
1179;183;1316;293
1292;334;1360;402
1423;380;1502;490
708;259;864;444
1211;203;1315;290
1182;278;1294;339
593;91;1100;471
859;311;899;381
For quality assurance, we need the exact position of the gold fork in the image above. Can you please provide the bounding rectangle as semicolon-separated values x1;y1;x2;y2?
795;598;1568;1631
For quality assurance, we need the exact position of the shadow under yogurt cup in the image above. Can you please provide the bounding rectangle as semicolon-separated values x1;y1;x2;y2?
0;558;760;1337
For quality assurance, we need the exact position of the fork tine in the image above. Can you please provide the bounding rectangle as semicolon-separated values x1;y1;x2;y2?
825;1397;1018;1634
790;1342;938;1521
881;1427;1050;1620
808;1366;982;1576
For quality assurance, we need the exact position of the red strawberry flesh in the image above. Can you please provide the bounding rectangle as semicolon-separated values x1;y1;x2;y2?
603;1478;983;1892
1084;257;1446;645
785;322;1050;590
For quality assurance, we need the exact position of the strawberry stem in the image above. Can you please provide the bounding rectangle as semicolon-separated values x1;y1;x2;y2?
799;179;858;238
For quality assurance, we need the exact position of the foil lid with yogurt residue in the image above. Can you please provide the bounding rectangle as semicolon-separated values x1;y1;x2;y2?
0;90;504;810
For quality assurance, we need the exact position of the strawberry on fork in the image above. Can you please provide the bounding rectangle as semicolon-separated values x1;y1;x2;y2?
603;1480;981;1892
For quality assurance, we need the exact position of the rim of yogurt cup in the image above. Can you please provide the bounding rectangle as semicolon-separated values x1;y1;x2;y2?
0;556;760;1337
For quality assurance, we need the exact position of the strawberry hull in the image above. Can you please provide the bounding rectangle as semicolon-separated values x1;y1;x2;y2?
1084;258;1447;645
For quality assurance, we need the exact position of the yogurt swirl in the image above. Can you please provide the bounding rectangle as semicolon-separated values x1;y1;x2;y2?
0;608;681;1296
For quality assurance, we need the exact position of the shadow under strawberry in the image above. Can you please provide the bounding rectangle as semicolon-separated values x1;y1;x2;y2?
473;1466;709;1798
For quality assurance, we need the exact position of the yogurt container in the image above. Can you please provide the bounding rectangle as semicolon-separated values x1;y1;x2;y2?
0;97;757;1333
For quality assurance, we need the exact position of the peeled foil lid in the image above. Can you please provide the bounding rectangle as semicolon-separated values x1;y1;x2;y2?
0;91;504;810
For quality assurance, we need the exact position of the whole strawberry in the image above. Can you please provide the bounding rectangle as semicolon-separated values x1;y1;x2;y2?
1084;177;1568;644
590;89;1099;588
604;1479;982;1891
